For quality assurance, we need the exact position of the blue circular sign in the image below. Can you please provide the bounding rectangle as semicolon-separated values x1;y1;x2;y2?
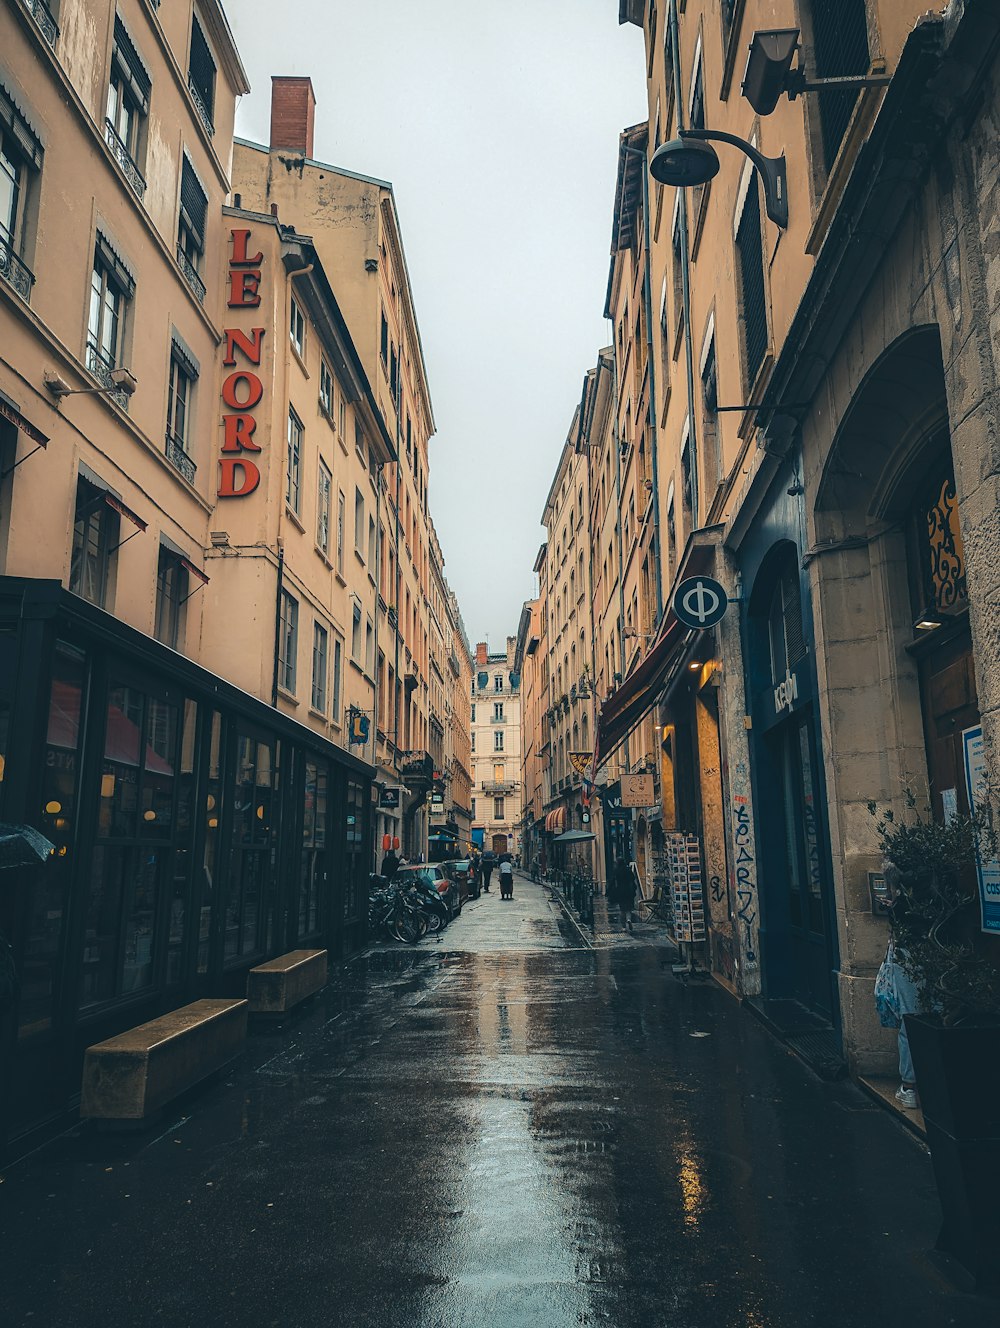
673;575;728;630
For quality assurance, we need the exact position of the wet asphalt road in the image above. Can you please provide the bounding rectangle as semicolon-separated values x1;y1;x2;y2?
0;875;993;1327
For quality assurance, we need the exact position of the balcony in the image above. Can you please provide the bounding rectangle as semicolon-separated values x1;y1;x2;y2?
105;121;147;201
20;0;58;48
0;239;34;303
399;750;433;788
482;780;519;795
176;245;206;304
86;343;130;412
187;75;215;137
166;433;196;484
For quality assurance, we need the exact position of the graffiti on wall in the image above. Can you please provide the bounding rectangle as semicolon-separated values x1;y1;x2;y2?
729;761;759;971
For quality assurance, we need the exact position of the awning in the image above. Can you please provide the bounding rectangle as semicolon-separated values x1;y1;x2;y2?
104;492;147;533
0;393;48;446
545;806;567;833
553;829;596;843
596;544;714;764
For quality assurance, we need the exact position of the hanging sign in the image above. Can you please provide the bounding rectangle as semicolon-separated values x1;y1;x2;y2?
962;725;1000;933
379;787;400;809
568;752;592;777
620;773;654;807
218;228;266;499
673;575;728;630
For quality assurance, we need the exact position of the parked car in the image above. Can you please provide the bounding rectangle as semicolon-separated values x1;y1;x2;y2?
392;864;462;918
441;859;475;903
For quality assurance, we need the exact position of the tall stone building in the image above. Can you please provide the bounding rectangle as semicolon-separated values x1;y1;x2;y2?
470;639;523;858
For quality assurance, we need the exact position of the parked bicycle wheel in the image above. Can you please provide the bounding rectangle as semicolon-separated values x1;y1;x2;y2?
390;903;426;944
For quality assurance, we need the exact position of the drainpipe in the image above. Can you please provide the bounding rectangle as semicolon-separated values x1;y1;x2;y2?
668;0;700;531
271;538;285;707
607;336;630;773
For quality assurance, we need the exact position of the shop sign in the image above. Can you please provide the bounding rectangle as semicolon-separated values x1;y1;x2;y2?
620;773;654;807
379;787;400;809
219;228;267;500
962;725;1000;933
673;575;728;630
773;669;798;714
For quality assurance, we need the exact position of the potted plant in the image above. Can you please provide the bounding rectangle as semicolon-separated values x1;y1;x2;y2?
867;792;1000;1294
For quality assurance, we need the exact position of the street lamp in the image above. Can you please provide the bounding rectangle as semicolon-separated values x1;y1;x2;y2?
649;129;788;228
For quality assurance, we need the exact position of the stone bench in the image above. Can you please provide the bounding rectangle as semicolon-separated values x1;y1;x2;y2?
247;949;327;1016
81;998;248;1124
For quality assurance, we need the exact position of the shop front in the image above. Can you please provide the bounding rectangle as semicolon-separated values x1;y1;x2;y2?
742;526;839;1032
0;580;373;1157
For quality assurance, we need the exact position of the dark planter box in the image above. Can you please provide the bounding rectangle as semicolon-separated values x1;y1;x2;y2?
904;1014;1000;1295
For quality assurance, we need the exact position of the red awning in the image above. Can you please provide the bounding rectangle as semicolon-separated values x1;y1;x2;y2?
104;492;147;532
545;807;567;833
0;394;48;446
596;545;715;764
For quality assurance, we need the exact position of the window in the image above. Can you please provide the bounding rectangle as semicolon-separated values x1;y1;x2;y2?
494;674;503;692
277;592;299;693
380;311;388;364
336;491;345;574
351;600;362;662
317;460;332;555
0;87;41;303
471;797;477;819
494;730;504;751
494;797;505;820
701;337;720;493
106;16;150;196
286;409;303;514
88;237;134;378
365;617;374;675
166;338;198;480
338;395;346;437
311;621;328;712
807;0;871;174
69;475;117;608
154;545;187;649
331;635;343;722
368;515;376;572
177;154;207;299
736;179;768;389
355;418;365;458
319;360;333;415
290;296;305;357
493;701;503;722
493;762;504;782
471;704;476;723
188;15;217;135
471;732;476;752
671;204;684;344
354;487;365;556
389;344;398;402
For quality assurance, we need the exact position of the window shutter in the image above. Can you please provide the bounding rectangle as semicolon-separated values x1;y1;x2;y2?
180;156;208;250
189;18;216;117
113;15;151;114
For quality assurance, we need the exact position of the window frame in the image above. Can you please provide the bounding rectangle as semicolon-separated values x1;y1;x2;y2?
311;620;329;713
286;408;303;515
316;458;332;555
278;590;299;694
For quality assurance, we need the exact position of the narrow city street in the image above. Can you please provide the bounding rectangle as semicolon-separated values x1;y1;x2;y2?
0;874;988;1328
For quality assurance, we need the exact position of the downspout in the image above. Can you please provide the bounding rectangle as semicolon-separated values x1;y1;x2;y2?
372;460;383;868
668;0;700;531
607;332;630;773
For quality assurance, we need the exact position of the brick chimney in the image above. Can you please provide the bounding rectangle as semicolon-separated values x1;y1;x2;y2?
476;642;488;666
269;76;316;157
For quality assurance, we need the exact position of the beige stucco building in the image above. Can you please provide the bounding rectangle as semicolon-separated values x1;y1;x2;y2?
470;638;523;858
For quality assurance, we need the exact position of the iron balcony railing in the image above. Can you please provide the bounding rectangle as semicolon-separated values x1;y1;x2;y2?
86;343;130;412
21;0;58;47
166;433;196;483
105;121;147;200
482;780;519;794
188;75;215;137
176;244;206;303
0;238;34;302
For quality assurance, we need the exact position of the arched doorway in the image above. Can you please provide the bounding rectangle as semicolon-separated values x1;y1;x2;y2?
747;541;836;1019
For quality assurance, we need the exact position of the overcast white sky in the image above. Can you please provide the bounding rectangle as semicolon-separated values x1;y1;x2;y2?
228;1;646;649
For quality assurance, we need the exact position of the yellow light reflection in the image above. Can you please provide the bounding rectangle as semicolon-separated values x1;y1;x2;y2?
676;1147;706;1229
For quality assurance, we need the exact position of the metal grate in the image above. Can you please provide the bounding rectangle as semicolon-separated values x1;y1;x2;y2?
809;0;870;172
736;180;767;389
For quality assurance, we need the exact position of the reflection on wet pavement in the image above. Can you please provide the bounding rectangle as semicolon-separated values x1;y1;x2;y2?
0;877;989;1327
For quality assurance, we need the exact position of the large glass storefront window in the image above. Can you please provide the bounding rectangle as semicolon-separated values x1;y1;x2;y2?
19;642;87;1038
82;679;179;1008
166;699;198;986
344;779;365;923
299;760;328;939
197;711;221;974
225;734;278;963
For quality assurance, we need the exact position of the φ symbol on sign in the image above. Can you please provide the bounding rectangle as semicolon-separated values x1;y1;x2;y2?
673;575;729;630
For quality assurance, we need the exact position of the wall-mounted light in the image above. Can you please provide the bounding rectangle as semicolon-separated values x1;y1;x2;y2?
688;660;702;672
742;28;890;119
914;611;943;633
650;128;788;228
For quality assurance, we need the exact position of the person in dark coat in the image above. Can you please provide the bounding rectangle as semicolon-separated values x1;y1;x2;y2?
380;848;400;880
612;857;637;931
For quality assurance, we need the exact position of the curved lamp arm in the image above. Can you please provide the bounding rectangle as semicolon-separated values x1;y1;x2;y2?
679;128;788;229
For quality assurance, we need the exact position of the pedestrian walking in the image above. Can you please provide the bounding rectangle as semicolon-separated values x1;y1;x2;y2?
874;858;923;1109
611;856;637;931
482;855;494;893
499;858;514;900
380;847;400;880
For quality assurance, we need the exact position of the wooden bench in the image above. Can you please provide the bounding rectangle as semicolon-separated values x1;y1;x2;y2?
81;998;248;1124
247;949;327;1016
